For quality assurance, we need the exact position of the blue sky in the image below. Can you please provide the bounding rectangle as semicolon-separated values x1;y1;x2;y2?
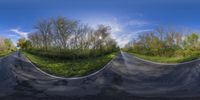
0;0;200;47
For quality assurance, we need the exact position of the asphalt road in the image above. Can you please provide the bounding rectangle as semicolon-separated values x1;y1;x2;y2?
1;51;200;100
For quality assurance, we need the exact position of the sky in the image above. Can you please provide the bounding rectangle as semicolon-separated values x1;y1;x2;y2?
1;0;200;47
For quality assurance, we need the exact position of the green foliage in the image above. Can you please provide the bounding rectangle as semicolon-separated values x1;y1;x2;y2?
26;47;118;60
184;33;199;49
23;52;117;77
26;17;119;60
17;38;32;50
19;17;119;77
132;53;199;63
124;27;200;63
0;37;16;57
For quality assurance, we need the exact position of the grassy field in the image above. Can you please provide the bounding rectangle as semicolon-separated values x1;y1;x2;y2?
23;52;117;77
128;52;199;63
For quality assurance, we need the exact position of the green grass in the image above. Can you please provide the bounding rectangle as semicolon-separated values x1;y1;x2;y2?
23;52;117;77
128;53;199;63
0;51;12;57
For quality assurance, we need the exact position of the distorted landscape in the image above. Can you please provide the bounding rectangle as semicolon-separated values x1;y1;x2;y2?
1;0;200;100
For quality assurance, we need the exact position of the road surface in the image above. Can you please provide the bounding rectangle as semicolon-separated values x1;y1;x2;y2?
1;52;200;100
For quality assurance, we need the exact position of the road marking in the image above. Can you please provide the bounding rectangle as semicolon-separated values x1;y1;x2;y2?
23;53;118;80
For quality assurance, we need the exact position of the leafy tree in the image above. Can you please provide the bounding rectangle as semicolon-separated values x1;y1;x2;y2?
0;37;6;52
0;37;16;54
27;17;118;59
4;39;13;51
124;27;200;57
17;38;32;50
184;33;199;48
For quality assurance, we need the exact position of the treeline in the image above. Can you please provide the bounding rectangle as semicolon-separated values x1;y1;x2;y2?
20;17;119;59
124;27;200;57
0;37;15;55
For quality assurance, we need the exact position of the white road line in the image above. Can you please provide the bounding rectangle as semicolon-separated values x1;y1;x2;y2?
122;52;200;65
23;53;118;80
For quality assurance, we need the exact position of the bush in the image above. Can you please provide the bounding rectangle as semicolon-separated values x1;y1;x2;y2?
25;48;119;60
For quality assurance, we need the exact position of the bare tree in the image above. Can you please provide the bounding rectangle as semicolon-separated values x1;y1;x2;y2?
28;17;118;58
34;20;52;51
53;17;78;49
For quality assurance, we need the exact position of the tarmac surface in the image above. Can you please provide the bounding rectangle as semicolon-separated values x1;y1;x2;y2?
1;51;200;100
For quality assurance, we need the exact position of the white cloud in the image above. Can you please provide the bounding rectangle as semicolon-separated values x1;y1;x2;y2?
8;34;19;37
112;29;152;47
9;28;29;38
85;16;122;34
125;19;148;27
82;16;152;47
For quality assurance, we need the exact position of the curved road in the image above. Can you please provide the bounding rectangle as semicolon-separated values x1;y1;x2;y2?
1;52;200;100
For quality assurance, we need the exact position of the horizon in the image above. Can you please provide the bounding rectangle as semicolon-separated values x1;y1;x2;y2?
1;0;200;47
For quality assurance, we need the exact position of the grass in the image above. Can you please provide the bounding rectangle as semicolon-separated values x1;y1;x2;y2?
128;52;200;63
0;51;12;57
23;52;117;77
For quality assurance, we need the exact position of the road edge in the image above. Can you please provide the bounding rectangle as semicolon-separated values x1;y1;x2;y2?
122;51;200;65
23;52;118;80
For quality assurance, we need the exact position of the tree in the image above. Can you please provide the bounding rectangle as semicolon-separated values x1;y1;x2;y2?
28;32;42;48
124;27;200;57
27;17;118;58
34;20;52;51
0;37;16;53
4;39;13;51
17;38;31;50
0;37;6;52
53;17;78;49
184;33;199;48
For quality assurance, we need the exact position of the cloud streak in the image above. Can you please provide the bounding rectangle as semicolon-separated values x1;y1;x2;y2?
125;19;148;27
9;28;29;38
83;16;154;47
112;29;152;47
